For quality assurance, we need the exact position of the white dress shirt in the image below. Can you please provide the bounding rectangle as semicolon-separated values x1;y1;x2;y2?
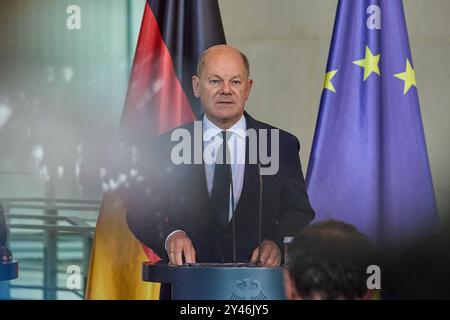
202;114;246;219
165;114;247;249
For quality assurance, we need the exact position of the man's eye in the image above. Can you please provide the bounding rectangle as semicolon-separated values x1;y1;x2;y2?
231;80;242;85
209;79;220;84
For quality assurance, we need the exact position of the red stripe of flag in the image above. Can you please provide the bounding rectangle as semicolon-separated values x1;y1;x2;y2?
121;2;196;136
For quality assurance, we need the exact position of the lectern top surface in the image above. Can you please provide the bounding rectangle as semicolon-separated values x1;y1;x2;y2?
165;262;284;269
177;263;257;268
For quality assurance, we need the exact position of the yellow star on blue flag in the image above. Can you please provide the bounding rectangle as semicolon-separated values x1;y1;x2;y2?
323;70;338;93
394;59;417;95
353;46;381;81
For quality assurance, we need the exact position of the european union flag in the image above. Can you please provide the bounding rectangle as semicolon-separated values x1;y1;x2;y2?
306;0;439;245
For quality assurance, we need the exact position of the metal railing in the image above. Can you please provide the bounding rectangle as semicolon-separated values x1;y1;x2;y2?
1;198;100;300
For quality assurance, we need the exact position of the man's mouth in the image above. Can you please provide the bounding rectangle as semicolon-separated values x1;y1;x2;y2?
217;101;234;105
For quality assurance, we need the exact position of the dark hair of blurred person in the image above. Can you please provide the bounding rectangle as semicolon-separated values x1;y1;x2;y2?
284;219;377;300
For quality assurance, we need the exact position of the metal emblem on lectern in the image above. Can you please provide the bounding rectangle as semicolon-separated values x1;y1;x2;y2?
230;279;268;300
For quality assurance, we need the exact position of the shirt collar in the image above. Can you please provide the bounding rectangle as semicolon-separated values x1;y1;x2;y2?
203;113;247;142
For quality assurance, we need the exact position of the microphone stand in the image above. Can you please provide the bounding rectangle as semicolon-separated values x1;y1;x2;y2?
228;161;236;266
257;163;263;267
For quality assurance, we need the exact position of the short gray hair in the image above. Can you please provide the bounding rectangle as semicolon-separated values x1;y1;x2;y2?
196;47;250;77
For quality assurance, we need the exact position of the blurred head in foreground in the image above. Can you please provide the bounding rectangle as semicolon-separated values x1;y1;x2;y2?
284;219;377;300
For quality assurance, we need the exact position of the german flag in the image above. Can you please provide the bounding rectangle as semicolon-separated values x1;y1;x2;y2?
86;0;226;300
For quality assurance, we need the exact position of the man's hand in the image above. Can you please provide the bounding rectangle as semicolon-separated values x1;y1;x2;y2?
250;240;281;267
166;231;196;265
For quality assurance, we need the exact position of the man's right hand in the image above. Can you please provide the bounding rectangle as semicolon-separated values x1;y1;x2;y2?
166;231;196;265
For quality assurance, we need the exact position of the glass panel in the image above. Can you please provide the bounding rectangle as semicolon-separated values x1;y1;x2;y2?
0;0;145;300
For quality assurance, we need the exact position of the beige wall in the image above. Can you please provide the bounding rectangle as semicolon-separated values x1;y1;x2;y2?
218;0;450;221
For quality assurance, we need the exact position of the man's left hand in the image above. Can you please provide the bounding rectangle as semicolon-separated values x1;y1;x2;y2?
250;240;281;267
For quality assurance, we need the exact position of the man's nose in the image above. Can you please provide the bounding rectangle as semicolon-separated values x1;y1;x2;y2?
220;82;232;94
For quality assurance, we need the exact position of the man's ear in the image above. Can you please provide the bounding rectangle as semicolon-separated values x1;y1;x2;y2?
244;78;253;100
192;75;200;98
283;268;302;300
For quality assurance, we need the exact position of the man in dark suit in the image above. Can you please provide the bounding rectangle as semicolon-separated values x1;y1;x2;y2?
126;45;314;267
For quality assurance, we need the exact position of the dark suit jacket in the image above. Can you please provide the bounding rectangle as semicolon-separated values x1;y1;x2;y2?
126;112;314;263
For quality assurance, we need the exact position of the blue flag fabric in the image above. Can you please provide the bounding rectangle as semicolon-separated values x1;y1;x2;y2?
306;0;439;245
